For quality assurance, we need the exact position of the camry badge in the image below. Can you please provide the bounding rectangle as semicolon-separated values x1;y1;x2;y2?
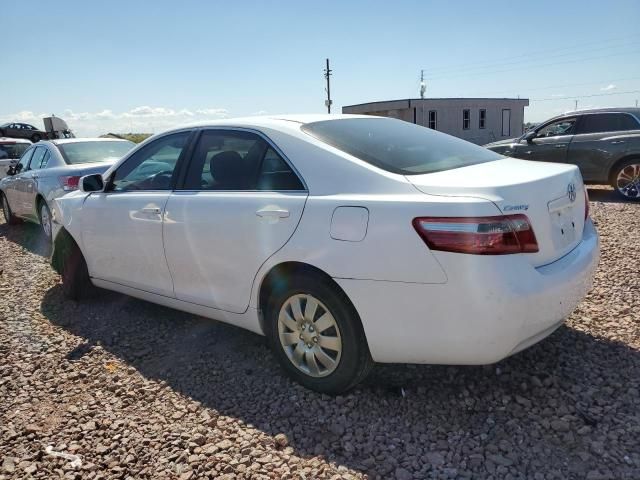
567;183;577;203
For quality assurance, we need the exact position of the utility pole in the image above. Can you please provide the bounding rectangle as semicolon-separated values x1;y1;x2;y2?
324;58;332;114
420;70;426;99
574;99;578;111
636;99;638;107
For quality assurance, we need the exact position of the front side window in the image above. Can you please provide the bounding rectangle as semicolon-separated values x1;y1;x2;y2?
14;147;34;173
57;140;134;165
536;118;576;138
0;142;29;159
479;109;486;129
110;132;190;191
576;113;640;134
428;110;437;130
302;117;503;175
463;109;470;130
183;129;303;191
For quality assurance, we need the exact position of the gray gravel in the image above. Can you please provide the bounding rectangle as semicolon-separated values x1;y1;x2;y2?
1;186;639;479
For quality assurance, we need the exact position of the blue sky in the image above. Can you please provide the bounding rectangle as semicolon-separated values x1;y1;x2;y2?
2;0;639;135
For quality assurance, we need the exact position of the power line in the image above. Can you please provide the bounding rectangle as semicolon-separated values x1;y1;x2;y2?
463;76;640;97
531;89;640;102
423;34;640;75
424;49;640;80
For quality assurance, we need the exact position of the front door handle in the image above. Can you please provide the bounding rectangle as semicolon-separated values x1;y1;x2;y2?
554;144;567;148
610;140;625;145
256;207;290;218
141;207;161;214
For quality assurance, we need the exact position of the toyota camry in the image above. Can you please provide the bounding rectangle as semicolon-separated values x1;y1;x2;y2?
48;115;599;393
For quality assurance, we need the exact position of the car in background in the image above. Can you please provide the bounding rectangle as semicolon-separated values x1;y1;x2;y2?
49;115;598;393
0;122;48;143
0;138;31;179
484;108;640;201
0;138;135;239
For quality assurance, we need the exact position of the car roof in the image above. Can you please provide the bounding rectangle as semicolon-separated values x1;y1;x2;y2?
49;137;134;145
159;114;376;135
0;137;32;144
554;107;640;119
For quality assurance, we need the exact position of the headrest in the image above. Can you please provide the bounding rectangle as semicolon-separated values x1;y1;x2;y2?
210;150;244;188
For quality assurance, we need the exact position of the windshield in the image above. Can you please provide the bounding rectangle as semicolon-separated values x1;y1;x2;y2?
302;117;503;175
57;140;134;165
0;143;30;159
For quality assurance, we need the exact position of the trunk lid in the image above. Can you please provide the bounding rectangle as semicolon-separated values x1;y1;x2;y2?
407;158;587;267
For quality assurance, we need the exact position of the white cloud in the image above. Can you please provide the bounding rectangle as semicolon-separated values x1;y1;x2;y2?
0;106;229;136
251;110;268;116
551;94;565;98
600;84;617;91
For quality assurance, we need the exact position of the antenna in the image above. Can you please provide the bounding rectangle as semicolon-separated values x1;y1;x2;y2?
324;58;332;114
574;99;578;111
420;70;426;99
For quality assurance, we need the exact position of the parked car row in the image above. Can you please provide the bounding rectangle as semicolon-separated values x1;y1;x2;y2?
10;114;595;394
0;138;135;238
484;107;640;201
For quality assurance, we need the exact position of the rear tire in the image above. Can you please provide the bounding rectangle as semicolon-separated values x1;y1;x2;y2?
265;273;373;394
1;192;21;225
61;245;92;300
31;134;41;143
611;159;640;201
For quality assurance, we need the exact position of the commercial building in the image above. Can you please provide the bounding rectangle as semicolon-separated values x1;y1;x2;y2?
342;98;529;145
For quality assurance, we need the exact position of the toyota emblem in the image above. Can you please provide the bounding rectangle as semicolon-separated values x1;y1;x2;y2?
567;182;577;202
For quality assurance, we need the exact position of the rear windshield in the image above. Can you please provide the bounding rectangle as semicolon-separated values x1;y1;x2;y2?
57;140;134;165
301;117;503;175
0;142;30;159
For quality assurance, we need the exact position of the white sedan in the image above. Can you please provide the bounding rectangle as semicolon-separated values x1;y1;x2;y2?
50;115;599;393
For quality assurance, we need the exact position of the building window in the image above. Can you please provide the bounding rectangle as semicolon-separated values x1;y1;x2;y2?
479;109;486;129
428;110;437;130
463;109;470;130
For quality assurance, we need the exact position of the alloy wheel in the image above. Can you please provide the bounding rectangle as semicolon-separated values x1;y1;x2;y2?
616;163;640;200
40;203;52;237
277;294;342;378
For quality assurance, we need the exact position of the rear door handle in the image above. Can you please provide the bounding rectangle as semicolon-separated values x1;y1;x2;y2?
256;207;290;218
142;207;161;214
554;144;567;148
610;140;625;145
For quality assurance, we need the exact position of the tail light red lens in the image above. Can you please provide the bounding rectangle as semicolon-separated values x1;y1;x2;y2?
413;214;539;255
584;189;590;220
59;175;81;192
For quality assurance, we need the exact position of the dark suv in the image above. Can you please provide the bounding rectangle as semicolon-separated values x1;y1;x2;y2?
0;122;48;143
485;108;640;200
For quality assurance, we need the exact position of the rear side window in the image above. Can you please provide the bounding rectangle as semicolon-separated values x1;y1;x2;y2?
301;117;502;175
57;140;134;165
577;113;640;134
183;130;304;191
0;142;29;159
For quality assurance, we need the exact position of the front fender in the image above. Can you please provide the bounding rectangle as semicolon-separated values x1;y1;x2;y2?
51;191;89;245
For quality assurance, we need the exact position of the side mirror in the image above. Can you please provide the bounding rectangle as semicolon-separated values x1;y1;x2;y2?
524;130;537;143
7;165;16;175
79;173;105;193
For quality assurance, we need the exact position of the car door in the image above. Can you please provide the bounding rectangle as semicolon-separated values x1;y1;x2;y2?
17;146;47;219
514;117;577;163
163;128;308;314
567;113;640;182
79;130;193;296
4;146;35;216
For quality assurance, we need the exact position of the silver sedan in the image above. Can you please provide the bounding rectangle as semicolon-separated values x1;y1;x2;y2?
0;138;134;239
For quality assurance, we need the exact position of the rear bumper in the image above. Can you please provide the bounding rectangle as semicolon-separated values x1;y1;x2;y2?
336;219;599;364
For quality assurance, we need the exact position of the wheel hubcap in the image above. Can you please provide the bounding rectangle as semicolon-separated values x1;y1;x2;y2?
277;294;342;378
41;205;51;237
616;163;640;199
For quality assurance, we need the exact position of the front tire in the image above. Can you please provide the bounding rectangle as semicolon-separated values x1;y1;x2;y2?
612;159;640;201
1;193;21;225
61;245;91;300
265;273;373;394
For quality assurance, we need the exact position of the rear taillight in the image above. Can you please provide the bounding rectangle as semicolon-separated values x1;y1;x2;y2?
59;175;81;191
413;214;539;255
584;189;590;220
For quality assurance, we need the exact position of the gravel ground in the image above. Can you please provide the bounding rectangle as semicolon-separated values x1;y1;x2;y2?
1;186;639;480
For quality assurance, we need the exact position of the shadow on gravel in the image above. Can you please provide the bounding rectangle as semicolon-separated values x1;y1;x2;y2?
41;284;640;477
0;220;51;257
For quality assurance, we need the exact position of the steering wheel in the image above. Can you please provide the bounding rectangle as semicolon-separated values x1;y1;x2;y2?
149;170;173;189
